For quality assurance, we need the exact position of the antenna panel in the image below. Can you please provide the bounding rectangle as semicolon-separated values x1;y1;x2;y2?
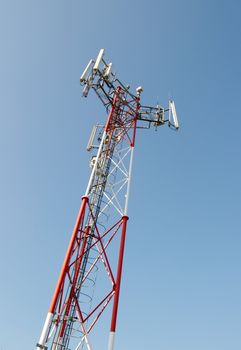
169;100;179;129
80;59;94;82
93;49;105;73
86;124;102;151
104;62;112;78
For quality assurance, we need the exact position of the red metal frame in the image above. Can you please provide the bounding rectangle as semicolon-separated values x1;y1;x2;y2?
37;49;177;350
37;88;140;349
48;196;129;335
110;215;128;333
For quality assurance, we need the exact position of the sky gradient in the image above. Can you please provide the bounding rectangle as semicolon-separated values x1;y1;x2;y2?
0;1;241;349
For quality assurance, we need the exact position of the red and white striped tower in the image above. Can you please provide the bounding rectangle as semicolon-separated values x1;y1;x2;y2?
36;49;179;350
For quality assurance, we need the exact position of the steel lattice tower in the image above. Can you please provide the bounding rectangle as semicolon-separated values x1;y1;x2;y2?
36;49;179;350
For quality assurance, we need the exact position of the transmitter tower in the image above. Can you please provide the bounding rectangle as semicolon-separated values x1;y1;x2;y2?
36;49;179;350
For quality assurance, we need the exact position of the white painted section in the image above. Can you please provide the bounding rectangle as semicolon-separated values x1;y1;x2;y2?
85;130;107;196
108;331;115;350
74;335;85;350
124;146;134;215
84;333;93;350
74;322;93;350
52;337;62;350
36;312;53;349
47;322;56;340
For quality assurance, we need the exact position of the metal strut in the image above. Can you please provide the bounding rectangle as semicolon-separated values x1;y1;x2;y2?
36;49;179;350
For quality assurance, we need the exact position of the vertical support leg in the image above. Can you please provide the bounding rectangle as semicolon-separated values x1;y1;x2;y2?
108;215;128;350
36;196;88;350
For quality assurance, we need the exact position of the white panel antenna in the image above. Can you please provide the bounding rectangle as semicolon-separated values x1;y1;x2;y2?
86;124;100;151
82;84;90;98
93;49;105;73
80;59;94;82
169;100;179;129
104;63;112;78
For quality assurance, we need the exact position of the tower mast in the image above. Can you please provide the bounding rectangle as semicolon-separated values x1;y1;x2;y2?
36;49;179;350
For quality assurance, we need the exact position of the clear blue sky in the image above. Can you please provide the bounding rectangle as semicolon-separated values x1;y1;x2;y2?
0;0;241;349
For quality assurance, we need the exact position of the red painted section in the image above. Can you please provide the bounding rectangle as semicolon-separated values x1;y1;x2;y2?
131;118;137;148
105;87;121;132
87;200;116;285
131;96;140;147
59;226;89;337
110;215;129;332
49;196;88;313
